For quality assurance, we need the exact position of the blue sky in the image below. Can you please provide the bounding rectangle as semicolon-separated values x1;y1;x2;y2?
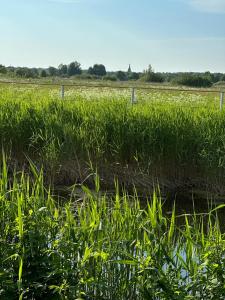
0;0;225;72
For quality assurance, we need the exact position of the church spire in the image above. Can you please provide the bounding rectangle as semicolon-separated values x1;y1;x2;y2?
128;64;132;73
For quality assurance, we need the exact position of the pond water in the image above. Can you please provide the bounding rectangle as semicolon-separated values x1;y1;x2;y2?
54;184;225;229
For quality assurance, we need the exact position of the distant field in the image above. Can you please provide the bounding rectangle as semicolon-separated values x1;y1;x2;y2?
0;75;223;90
0;80;219;102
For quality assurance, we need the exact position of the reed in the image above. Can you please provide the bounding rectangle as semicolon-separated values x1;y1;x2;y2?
0;159;225;299
0;86;222;172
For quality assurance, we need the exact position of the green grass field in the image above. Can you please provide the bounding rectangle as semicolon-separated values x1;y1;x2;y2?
1;83;225;299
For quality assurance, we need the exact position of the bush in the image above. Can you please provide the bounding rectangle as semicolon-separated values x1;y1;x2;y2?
141;65;164;83
40;70;47;77
116;71;127;81
173;74;213;88
74;73;100;80
143;72;164;83
103;75;117;81
0;64;7;74
128;72;140;80
15;67;39;78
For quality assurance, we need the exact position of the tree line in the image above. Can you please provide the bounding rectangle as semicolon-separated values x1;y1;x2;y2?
0;62;225;88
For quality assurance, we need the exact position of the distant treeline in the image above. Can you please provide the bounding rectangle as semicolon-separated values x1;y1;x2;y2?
0;62;225;88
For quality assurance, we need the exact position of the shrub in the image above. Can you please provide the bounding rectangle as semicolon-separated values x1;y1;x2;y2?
40;70;47;77
141;65;164;83
128;72;140;80
15;67;39;78
173;74;213;88
143;72;164;83
116;71;127;81
103;75;117;81
0;64;7;74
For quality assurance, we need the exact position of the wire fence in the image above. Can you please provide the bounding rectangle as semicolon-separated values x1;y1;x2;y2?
0;79;224;109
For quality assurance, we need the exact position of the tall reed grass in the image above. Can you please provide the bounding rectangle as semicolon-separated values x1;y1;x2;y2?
0;86;222;172
0;159;225;299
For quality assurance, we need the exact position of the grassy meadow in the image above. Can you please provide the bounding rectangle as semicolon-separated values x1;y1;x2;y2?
1;83;225;299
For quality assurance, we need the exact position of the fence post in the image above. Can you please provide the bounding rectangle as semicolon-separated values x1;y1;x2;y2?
220;91;224;111
131;88;136;105
61;85;65;99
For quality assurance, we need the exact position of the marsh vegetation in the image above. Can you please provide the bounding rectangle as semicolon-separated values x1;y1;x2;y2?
0;83;225;299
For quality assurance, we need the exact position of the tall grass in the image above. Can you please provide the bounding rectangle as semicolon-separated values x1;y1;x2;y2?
0;86;222;171
0;160;225;299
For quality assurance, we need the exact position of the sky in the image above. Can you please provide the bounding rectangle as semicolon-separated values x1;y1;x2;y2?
0;0;225;72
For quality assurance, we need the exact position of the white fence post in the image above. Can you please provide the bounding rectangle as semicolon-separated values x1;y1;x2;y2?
61;85;65;99
131;88;136;105
220;91;224;111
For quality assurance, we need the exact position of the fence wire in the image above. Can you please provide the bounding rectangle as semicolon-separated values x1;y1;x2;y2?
0;80;223;109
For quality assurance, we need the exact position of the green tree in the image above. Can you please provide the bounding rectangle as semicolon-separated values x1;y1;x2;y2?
88;64;106;76
40;70;47;77
88;67;94;74
15;67;38;78
128;72;139;80
48;66;58;76
31;68;39;77
68;61;82;76
145;64;154;74
204;71;214;82
142;65;164;83
0;64;7;74
58;64;68;76
116;71;127;81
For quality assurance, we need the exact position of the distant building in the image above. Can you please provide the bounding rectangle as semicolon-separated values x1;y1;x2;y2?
128;64;132;74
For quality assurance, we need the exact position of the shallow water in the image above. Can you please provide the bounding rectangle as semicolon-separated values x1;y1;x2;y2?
54;184;225;230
